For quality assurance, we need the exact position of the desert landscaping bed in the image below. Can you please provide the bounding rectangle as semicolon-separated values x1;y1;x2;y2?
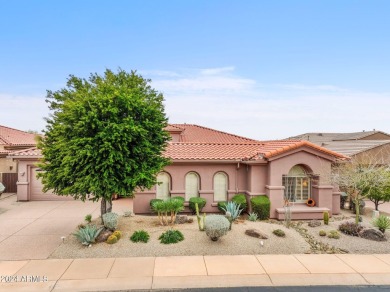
49;209;390;259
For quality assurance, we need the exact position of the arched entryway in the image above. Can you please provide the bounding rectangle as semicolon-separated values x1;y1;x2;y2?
282;165;311;203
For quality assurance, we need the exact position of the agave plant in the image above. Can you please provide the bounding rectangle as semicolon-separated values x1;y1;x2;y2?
73;225;103;246
372;215;390;234
221;201;243;221
248;212;258;222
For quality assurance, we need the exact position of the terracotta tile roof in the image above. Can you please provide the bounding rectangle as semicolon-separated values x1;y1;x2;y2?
165;142;263;160
0;125;38;146
7;125;346;161
170;124;258;143
8;147;42;157
253;140;347;159
164;125;184;132
165;140;347;161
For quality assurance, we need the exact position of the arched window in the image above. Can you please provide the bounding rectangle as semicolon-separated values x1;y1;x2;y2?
282;165;310;202
213;172;228;201
185;172;200;201
156;172;171;200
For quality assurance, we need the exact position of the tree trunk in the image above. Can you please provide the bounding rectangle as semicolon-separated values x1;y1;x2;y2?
100;197;113;224
100;199;106;224
375;200;379;211
106;197;113;213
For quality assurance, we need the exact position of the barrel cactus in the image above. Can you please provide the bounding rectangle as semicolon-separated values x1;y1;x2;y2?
204;215;230;241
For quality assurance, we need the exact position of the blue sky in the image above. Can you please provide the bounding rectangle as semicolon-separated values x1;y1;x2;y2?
1;0;389;139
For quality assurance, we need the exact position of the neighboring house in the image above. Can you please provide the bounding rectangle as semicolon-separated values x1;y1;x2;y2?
0;125;37;192
288;130;390;164
8;124;346;219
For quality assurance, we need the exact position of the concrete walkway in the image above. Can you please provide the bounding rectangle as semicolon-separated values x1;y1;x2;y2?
1;254;390;291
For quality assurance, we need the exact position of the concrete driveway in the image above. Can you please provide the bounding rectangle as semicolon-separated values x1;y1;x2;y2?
0;194;134;261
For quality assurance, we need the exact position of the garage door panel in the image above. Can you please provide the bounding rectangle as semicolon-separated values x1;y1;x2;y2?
30;168;72;201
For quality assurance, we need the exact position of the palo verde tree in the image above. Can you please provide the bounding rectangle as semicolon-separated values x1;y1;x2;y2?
38;69;170;218
331;151;390;224
363;168;390;211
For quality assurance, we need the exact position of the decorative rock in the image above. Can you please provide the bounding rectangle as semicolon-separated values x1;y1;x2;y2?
359;228;386;242
308;220;321;227
245;229;268;239
175;215;189;224
96;228;113;243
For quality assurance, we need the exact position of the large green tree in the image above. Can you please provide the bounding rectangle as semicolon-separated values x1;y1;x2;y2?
38;69;170;217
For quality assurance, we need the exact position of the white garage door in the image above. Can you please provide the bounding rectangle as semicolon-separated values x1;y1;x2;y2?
30;167;72;201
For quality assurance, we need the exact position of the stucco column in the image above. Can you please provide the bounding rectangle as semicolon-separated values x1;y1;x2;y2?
312;185;334;214
16;162;29;201
332;192;341;215
265;185;285;219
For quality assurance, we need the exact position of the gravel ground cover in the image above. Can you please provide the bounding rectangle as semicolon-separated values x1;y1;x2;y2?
304;211;390;254
49;209;390;259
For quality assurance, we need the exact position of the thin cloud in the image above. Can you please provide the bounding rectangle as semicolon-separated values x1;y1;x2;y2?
200;66;235;75
1;68;390;140
152;68;390;140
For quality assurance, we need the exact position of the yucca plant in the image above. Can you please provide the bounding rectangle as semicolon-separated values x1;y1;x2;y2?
73;225;103;246
152;200;167;225
372;215;390;234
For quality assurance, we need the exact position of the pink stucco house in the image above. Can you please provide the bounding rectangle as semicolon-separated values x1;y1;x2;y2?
8;124;346;219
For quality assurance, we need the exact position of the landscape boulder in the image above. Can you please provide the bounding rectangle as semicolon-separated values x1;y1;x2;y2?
96;228;113;243
359;228;386;242
175;215;189;224
308;220;321;227
245;229;268;239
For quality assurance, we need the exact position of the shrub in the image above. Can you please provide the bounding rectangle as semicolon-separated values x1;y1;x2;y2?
159;229;184;244
339;221;363;236
130;230;150;243
319;230;327;236
231;194;247;212
84;214;92;223
323;211;329;225
248;212;258;222
73;225;103;246
189;197;206;214
204;215;230;241
328;230;340;239
171;196;185;204
273;229;286;237
250;196;270;220
372;215;390;234
150;198;163;209
102;212;119;231
106;234;118;244
112;230;122;240
217;201;227;212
